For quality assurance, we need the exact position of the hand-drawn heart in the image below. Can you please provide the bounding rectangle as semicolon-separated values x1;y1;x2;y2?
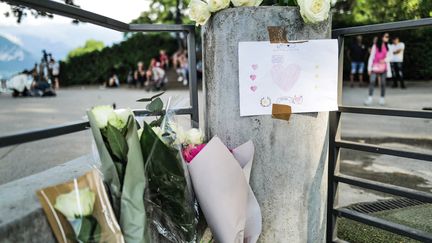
250;85;257;92
252;64;258;70
271;63;301;92
250;74;257;81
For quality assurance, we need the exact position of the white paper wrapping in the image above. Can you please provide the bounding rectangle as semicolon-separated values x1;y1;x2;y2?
187;136;262;243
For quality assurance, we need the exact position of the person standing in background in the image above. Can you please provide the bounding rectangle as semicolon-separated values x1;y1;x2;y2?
390;37;406;89
365;33;392;106
50;58;60;89
347;35;367;87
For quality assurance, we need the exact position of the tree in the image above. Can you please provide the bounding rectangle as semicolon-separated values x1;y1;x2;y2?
1;0;79;23
67;40;105;60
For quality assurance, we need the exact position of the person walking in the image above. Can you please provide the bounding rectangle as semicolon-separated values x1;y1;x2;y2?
365;33;392;106
390;37;406;89
348;35;367;87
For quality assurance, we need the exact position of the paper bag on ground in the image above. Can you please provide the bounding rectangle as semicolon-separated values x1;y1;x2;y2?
37;169;124;243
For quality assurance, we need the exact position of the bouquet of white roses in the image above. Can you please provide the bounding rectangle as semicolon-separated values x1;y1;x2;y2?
88;106;149;243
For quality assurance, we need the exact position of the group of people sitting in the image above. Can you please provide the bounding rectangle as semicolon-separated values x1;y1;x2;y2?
106;49;191;91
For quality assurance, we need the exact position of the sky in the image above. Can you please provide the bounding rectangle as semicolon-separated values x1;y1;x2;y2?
0;0;150;59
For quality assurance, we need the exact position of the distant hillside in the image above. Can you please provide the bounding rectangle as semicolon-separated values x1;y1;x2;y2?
0;35;36;79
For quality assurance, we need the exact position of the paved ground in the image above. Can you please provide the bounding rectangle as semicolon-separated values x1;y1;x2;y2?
0;82;431;207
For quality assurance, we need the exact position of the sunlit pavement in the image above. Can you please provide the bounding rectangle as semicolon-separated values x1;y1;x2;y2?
0;82;431;207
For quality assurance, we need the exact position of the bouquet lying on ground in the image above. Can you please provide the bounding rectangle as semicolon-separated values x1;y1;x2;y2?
88;106;149;242
37;170;124;243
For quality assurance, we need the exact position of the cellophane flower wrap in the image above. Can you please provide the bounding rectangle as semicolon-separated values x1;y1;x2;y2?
137;96;198;242
88;106;150;243
37;170;124;243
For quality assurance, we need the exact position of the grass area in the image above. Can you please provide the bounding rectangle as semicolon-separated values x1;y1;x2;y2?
338;204;432;243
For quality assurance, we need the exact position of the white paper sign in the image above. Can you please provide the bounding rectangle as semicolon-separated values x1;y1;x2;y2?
238;40;338;116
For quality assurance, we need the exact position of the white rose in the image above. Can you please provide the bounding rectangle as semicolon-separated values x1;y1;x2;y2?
108;108;134;130
208;0;230;12
54;187;96;220
185;128;204;145
90;105;116;129
231;0;261;7
189;0;211;26
168;122;186;145
297;0;331;24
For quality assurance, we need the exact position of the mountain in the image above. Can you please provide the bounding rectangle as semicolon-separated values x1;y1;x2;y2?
0;35;36;79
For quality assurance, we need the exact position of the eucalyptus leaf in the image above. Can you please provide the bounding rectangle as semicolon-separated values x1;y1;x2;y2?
136;91;165;102
106;123;129;163
146;97;164;112
149;115;165;127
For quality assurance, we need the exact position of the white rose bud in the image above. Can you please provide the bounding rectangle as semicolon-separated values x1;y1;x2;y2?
297;0;331;24
231;0;260;7
189;0;211;26
208;0;230;12
54;187;96;220
90;105;116;129
185;128;204;145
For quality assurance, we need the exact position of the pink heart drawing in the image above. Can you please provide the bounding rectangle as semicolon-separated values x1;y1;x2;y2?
252;64;258;70
250;85;257;92
271;63;301;92
250;74;257;81
294;95;303;104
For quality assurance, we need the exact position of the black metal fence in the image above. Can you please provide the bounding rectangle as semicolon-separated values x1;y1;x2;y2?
328;18;432;242
0;0;200;148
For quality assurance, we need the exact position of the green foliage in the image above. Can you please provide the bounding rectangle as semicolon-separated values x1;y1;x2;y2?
67;39;104;60
60;33;177;86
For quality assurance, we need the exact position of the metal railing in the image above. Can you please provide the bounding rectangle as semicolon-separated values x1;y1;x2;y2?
328;18;432;242
0;0;199;148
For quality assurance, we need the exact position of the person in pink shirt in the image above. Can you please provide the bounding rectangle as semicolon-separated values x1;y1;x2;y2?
365;33;391;106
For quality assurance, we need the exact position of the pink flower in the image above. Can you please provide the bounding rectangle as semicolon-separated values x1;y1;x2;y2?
182;144;206;163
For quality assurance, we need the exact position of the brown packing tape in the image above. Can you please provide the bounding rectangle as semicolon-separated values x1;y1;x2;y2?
272;104;292;121
267;26;289;44
36;169;124;243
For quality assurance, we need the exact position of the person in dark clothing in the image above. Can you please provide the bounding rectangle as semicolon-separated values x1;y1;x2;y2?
347;35;367;87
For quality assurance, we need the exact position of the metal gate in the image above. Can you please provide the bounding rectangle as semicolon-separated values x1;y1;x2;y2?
328;18;432;242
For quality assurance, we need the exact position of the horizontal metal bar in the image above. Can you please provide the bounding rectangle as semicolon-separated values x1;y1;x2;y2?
133;107;194;116
332;18;432;37
0;121;89;148
335;140;432;161
334;208;432;242
3;0;129;32
129;24;193;32
339;106;432;119
0;108;194;148
335;174;432;203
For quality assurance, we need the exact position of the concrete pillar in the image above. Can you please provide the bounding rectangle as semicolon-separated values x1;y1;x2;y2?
203;7;331;242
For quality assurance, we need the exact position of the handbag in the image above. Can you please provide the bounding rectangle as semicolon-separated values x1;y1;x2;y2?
372;62;386;73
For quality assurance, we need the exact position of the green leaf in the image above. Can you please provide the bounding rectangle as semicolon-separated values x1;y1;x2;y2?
77;216;101;242
136;91;165;102
149;115;165;127
146;97;164;112
106;123;129;163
